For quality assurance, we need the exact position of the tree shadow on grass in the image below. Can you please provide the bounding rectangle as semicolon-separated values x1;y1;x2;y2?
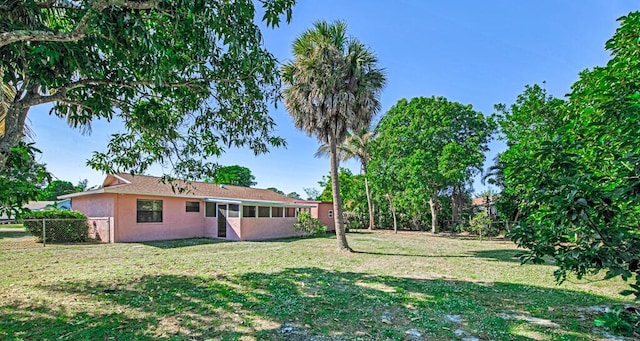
6;268;628;340
249;233;335;243
0;228;30;239
141;237;230;249
353;250;475;258
0;304;160;340
469;249;523;263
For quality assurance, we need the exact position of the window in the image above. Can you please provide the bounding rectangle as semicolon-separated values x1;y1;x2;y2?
137;199;162;223
328;210;334;218
258;206;270;218
272;207;283;218
205;202;216;217
285;207;296;217
186;201;200;212
242;205;256;218
228;204;240;218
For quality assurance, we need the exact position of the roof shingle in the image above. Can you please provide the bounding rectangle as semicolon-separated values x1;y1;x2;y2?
70;173;300;203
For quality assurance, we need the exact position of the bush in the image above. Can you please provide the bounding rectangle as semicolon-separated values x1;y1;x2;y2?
467;212;499;239
293;211;327;236
20;210;88;242
342;211;367;230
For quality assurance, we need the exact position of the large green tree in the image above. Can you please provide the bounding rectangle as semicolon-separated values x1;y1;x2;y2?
370;97;495;232
504;12;640;297
209;165;256;187
282;20;386;251
266;187;285;195
37;179;76;200
0;142;49;218
0;0;295;179
317;168;367;213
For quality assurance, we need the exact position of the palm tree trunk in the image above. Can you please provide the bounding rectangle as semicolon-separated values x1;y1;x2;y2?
329;133;351;251
0;104;29;171
364;171;374;230
429;196;438;233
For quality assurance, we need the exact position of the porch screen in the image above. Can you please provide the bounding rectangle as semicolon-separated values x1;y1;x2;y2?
205;202;216;217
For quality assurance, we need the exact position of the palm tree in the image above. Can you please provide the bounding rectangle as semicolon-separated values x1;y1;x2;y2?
481;153;505;189
282;20;386;251
315;129;376;230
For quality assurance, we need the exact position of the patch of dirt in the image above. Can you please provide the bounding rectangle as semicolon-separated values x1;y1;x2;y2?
498;313;560;328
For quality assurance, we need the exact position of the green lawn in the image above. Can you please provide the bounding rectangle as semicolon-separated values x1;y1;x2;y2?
0;231;633;340
0;224;24;228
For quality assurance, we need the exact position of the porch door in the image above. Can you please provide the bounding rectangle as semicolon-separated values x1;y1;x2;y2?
217;204;227;238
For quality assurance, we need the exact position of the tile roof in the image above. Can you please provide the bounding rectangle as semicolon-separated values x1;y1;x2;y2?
65;173;300;203
472;196;494;206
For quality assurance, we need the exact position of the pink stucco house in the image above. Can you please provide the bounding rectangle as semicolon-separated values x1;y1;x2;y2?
60;174;335;243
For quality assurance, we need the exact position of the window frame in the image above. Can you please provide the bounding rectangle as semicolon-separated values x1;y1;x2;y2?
205;202;217;217
272;206;284;218
136;199;163;223
228;204;240;218
186;201;200;213
258;206;271;218
242;205;256;218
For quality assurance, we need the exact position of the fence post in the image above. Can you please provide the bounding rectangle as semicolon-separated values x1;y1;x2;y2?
42;219;46;247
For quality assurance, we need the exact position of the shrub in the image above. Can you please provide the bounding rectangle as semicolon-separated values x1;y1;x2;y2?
467;212;499;239
342;211;367;230
20;210;88;242
293;211;327;236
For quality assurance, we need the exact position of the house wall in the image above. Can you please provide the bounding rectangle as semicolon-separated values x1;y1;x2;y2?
114;194;207;242
203;216;218;238
87;217;113;242
317;202;335;231
71;193;116;217
226;218;241;240
240;217;298;240
72;192;316;242
71;194;117;242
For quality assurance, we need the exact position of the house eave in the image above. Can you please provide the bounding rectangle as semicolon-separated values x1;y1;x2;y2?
58;189;106;199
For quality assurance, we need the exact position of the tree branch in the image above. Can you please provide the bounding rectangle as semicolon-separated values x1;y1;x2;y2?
20;77;206;107
0;0;160;48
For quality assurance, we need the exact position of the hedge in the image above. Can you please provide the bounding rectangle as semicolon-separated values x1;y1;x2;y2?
20;210;89;243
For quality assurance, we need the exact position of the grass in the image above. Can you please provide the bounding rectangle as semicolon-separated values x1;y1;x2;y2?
0;224;24;228
0;230;634;340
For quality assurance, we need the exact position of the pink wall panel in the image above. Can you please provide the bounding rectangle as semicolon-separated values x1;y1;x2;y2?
71;194;115;217
240;217;298;240
115;194;207;242
317;203;336;231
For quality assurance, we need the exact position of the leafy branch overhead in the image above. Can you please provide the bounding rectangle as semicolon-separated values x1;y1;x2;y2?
0;0;296;179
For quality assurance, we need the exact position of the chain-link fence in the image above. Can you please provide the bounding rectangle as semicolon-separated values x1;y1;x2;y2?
440;220;518;237
0;218;111;250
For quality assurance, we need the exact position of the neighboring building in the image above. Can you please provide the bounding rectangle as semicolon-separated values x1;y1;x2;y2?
0;200;71;222
59;174;335;243
24;200;71;211
472;196;497;219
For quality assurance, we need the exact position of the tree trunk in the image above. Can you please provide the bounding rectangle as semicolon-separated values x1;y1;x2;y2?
364;172;374;230
386;194;397;234
429;196;438;233
329;133;351;251
451;184;462;222
0;103;30;171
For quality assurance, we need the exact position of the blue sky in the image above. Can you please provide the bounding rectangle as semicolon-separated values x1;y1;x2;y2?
28;1;638;195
